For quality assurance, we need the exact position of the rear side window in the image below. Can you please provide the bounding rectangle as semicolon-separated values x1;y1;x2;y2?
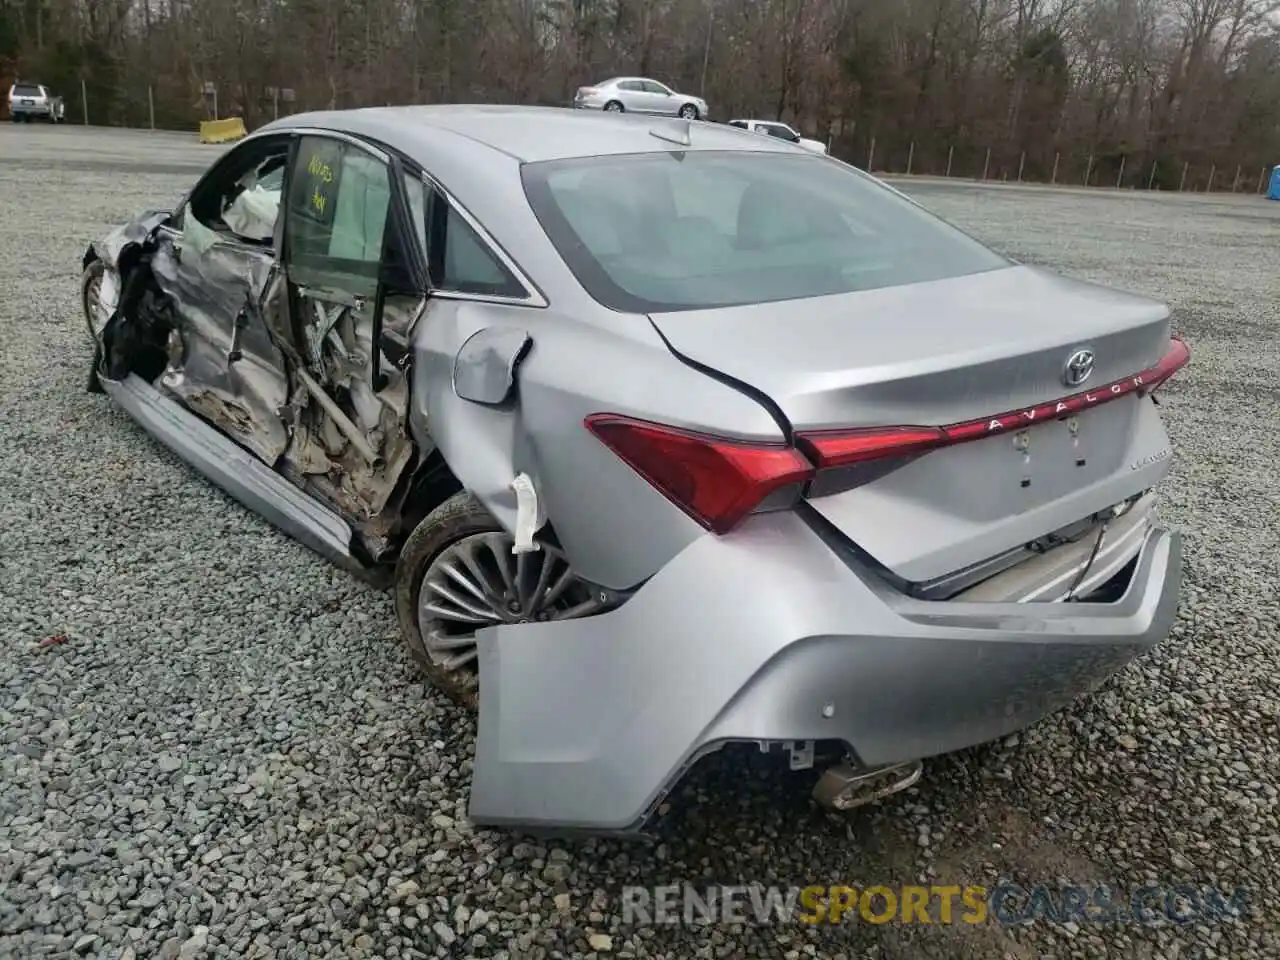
521;151;1009;313
402;174;526;299
439;208;525;297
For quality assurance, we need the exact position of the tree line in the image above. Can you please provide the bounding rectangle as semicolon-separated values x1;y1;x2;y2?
3;0;1280;188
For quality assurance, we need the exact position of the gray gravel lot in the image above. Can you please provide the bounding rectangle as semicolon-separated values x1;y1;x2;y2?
1;125;1278;960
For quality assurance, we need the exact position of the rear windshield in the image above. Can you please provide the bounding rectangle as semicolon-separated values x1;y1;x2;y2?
521;151;1009;313
11;84;41;97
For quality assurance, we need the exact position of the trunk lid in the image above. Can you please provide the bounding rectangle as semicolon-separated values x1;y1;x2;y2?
649;264;1178;583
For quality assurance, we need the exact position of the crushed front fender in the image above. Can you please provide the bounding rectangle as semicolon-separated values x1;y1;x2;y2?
90;210;171;269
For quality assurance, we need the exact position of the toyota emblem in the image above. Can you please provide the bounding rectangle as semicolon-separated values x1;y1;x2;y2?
1063;348;1095;387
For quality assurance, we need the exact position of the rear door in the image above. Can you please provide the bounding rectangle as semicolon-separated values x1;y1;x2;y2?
276;132;427;531
615;80;648;112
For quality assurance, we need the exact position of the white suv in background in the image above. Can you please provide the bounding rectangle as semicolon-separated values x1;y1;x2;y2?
8;82;65;123
728;119;826;154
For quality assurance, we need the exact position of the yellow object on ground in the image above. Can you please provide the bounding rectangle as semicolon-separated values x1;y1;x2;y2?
198;117;247;144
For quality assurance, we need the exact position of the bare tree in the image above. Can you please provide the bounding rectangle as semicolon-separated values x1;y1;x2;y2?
2;0;1279;187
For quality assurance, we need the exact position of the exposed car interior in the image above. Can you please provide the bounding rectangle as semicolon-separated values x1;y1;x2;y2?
185;138;291;246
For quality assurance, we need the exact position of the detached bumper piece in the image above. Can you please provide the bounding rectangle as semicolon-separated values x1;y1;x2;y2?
467;510;1181;833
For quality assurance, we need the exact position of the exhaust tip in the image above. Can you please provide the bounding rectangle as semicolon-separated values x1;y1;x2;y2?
813;759;923;811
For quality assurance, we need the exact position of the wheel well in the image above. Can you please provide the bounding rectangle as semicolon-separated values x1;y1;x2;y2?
396;453;574;554
401;449;464;533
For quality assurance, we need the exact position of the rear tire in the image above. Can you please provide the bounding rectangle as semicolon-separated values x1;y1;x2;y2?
395;493;504;710
604;100;624;113
679;104;699;120
395;491;599;711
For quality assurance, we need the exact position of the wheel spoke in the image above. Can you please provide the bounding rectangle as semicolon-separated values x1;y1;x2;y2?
540;564;579;609
550;596;605;621
529;553;558;612
456;540;504;604
420;601;491;625
440;559;491;605
483;533;517;596
423;580;501;622
425;629;477;652
514;549;532;611
438;648;479;672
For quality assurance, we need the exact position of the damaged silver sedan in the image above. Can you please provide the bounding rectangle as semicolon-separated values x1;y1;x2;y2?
83;105;1188;833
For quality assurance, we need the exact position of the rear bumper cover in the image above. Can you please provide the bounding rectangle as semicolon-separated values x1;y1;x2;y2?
468;511;1181;832
10;102;57;116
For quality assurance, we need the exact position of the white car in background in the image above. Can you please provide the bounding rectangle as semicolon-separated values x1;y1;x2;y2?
728;119;826;154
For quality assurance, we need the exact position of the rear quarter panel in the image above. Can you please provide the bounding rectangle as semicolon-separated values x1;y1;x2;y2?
411;300;784;591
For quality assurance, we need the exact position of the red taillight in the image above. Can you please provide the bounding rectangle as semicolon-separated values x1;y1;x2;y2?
585;414;814;534
794;425;945;467
797;336;1191;470
1143;334;1191;390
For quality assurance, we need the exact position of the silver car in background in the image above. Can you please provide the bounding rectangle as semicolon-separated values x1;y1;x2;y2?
81;106;1188;834
574;77;708;119
7;82;64;123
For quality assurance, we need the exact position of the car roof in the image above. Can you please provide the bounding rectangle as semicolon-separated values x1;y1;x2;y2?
264;104;794;165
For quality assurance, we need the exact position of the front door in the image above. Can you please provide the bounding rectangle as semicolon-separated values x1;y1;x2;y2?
641;80;676;115
150;135;293;464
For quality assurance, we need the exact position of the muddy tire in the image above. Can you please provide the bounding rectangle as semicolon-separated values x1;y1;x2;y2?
394;492;500;711
81;258;106;340
82;260;107;393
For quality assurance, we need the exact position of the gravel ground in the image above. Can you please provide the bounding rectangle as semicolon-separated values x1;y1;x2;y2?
1;126;1278;960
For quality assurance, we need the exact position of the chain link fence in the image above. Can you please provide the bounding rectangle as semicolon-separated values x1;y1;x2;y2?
833;132;1276;197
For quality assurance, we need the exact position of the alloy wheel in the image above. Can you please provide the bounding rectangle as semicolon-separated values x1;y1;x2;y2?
416;532;600;697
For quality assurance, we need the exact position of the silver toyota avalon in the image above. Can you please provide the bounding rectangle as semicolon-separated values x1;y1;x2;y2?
80;105;1188;832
